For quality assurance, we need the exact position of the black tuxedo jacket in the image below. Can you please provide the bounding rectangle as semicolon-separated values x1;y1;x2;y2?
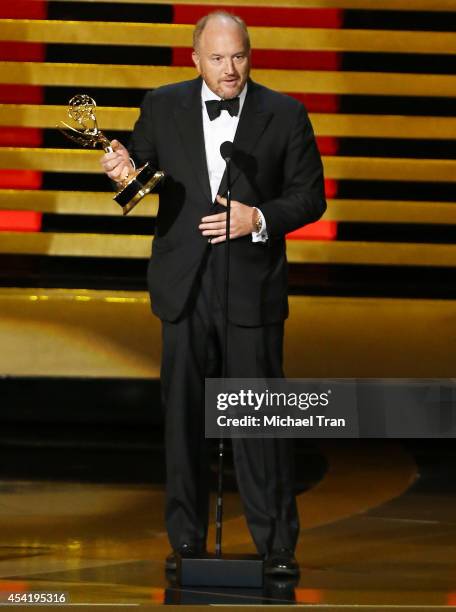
129;77;326;326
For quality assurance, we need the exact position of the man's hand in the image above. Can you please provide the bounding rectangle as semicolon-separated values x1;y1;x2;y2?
100;139;133;183
199;195;257;244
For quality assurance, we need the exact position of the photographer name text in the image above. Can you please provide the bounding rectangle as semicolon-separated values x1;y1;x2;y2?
216;414;346;428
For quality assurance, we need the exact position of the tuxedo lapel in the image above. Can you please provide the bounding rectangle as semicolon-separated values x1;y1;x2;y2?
218;80;273;197
173;77;213;205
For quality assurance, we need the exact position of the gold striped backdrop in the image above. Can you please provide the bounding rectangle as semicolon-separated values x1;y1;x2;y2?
0;5;455;260
1;63;455;96
0;7;455;260
1;20;456;54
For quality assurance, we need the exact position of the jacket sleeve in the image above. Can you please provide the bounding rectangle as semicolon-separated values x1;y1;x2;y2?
259;104;326;238
127;91;160;170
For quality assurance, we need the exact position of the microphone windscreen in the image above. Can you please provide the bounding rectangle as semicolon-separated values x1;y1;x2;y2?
220;141;234;161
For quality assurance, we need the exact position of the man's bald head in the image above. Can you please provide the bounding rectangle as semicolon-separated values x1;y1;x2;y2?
193;11;251;53
191;10;251;100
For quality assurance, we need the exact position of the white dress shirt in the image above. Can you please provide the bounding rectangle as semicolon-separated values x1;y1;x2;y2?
201;80;267;242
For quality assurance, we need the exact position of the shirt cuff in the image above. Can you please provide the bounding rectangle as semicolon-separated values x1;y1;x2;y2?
251;208;268;243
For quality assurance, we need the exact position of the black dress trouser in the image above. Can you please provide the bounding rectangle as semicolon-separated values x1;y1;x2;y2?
160;246;299;556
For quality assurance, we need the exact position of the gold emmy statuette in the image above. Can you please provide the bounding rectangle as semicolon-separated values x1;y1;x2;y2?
58;94;164;215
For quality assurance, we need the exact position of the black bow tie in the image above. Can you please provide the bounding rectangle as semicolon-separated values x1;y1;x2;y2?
205;97;240;121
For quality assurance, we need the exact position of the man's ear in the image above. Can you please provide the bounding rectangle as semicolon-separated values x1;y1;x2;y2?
192;51;200;72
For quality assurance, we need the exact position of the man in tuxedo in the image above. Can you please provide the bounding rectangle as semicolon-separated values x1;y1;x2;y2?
101;11;326;576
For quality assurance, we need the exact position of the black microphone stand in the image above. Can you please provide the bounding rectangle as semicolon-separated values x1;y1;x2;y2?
178;141;263;588
215;145;231;558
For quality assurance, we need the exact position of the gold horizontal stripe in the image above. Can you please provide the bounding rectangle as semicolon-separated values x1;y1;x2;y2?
0;104;139;130
46;0;456;11
1;232;455;266
0;148;103;173
323;157;456;182
0;62;455;97
324;199;456;225
286;240;456;267
2;104;456;140
0;232;152;258
1;190;455;225
311;113;456;140
1;148;455;182
2;20;456;55
0;190;158;216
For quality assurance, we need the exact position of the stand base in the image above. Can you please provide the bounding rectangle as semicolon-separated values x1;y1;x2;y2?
178;554;263;587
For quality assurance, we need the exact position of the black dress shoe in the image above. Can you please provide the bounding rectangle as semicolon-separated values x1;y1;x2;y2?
264;548;300;578
165;543;205;572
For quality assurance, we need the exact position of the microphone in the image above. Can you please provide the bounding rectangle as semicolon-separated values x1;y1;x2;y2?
220;141;234;162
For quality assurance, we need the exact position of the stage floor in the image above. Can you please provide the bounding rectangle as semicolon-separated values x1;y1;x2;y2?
1;440;455;610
